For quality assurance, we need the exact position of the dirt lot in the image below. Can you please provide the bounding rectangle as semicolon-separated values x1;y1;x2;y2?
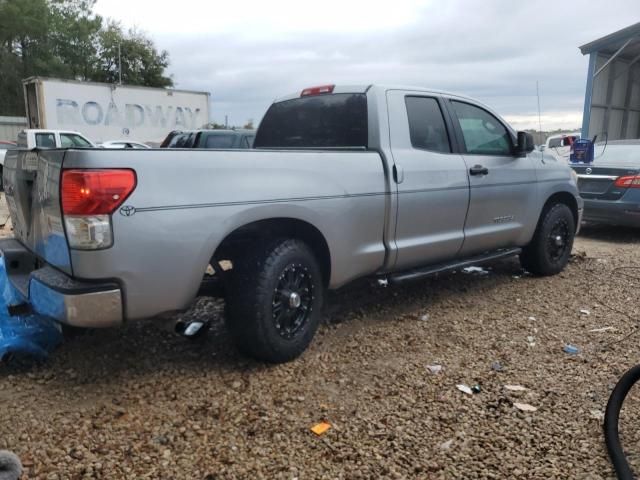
2;225;640;479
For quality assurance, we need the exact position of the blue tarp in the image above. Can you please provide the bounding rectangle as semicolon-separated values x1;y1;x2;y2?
0;257;63;362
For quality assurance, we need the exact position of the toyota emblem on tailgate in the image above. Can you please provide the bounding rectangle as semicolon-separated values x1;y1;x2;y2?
120;205;136;216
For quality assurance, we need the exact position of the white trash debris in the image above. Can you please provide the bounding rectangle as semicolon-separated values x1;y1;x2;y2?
440;439;454;450
514;403;537;412
580;309;590;316
589;326;616;333
504;385;527;392
377;278;389;287
420;313;430;322
427;365;443;374
528;316;536;321
456;384;473;395
462;266;489;275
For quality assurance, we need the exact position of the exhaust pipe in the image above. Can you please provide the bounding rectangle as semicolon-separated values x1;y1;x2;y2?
174;319;208;339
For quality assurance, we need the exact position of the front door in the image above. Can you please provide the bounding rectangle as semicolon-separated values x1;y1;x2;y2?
387;90;470;270
447;99;538;256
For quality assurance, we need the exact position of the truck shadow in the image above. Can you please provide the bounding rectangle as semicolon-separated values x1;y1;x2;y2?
0;257;525;385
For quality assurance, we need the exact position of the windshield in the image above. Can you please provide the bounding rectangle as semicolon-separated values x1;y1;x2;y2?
254;93;368;148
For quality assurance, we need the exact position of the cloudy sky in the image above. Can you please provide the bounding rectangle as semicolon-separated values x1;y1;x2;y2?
94;0;637;130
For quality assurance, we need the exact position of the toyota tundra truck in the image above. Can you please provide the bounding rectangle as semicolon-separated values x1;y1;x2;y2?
2;84;583;363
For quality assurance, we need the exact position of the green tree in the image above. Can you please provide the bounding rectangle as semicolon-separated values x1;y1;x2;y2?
93;22;173;87
48;0;102;80
0;0;50;114
0;0;173;116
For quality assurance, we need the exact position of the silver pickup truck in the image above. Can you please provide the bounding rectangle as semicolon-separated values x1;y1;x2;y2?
2;84;582;362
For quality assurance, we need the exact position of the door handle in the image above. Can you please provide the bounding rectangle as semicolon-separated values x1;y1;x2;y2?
393;164;404;184
469;165;489;176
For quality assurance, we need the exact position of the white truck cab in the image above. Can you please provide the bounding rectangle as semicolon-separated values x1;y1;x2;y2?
541;132;581;162
16;129;95;149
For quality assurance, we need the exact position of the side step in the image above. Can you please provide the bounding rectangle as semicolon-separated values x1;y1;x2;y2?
388;248;522;284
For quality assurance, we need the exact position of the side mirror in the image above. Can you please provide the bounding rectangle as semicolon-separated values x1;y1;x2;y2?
515;131;535;156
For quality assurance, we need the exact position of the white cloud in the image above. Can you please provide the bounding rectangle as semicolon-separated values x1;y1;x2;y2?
95;0;637;129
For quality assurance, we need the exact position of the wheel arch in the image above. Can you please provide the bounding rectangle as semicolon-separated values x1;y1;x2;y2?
213;217;332;286
541;191;579;229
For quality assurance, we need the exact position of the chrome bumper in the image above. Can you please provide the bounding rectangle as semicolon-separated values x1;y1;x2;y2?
0;238;123;328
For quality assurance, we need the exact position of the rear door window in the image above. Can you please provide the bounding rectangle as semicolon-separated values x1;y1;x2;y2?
169;133;189;148
35;133;56;148
405;96;451;153
182;132;197;148
254;93;368;148
452;101;512;155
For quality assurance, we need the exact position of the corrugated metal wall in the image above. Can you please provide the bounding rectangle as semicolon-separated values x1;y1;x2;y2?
588;53;640;140
0;116;27;142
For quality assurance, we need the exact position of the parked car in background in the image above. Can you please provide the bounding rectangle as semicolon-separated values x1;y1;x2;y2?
3;84;581;363
571;139;640;227
160;129;256;149
17;129;95;149
542;132;581;162
99;140;150;149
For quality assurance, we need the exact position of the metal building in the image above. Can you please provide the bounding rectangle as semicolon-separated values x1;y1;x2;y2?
0;116;27;143
580;22;640;141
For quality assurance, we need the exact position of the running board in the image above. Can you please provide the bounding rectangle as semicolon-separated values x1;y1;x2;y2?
388;248;522;284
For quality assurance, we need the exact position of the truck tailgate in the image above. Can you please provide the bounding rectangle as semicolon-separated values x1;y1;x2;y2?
3;149;71;274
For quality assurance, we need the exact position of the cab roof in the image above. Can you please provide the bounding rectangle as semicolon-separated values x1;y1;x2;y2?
274;84;478;103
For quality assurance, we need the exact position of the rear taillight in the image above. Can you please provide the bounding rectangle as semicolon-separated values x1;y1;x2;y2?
614;175;640;188
301;84;335;97
62;169;136;215
61;169;136;250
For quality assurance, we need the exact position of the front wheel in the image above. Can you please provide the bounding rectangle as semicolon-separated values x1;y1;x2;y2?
520;203;575;276
225;238;325;363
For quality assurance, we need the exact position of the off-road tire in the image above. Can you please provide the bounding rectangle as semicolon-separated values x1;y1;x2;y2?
520;203;575;276
225;238;324;363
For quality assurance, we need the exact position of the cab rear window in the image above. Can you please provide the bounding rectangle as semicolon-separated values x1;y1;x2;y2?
254;93;368;148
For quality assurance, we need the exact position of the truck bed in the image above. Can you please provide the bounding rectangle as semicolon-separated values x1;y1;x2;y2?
4;148;389;320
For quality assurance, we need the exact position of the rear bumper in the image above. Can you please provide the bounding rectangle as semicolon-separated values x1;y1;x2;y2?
582;198;640;227
0;238;123;327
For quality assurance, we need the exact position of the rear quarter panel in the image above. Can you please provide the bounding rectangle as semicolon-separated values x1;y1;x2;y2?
63;149;388;320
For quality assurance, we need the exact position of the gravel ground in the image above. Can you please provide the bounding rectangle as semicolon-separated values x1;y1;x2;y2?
2;225;640;479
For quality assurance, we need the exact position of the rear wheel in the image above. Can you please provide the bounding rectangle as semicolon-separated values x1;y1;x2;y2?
225;238;325;363
520;203;575;276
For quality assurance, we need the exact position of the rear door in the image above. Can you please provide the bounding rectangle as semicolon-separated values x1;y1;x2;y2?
387;90;470;270
447;99;538;255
